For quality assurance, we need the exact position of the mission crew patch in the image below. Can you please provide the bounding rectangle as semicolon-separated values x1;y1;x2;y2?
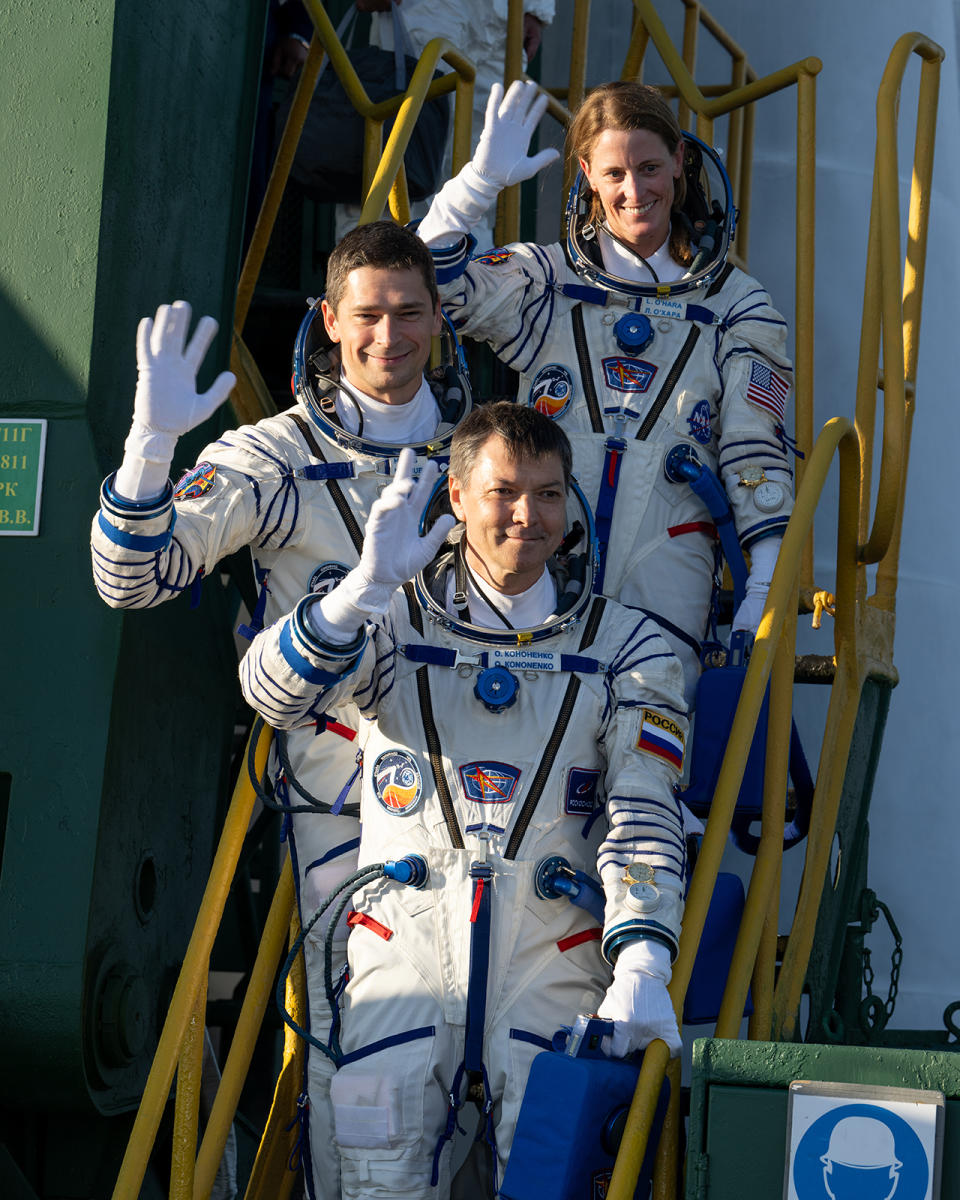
174;462;216;500
634;708;685;770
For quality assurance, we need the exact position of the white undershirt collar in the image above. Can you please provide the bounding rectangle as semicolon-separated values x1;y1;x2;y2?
597;226;685;285
335;374;440;444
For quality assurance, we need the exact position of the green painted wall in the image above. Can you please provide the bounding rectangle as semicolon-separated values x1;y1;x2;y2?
0;0;268;1142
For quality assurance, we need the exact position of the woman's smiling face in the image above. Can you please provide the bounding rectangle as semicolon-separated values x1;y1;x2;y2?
580;127;684;258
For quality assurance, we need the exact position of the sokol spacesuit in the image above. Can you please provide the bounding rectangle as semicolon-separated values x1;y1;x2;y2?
417;81;797;698
89;223;472;1199
240;409;689;1199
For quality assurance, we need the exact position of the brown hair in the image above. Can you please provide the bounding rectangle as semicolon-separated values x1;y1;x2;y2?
567;82;691;264
324;220;438;312
449;402;573;490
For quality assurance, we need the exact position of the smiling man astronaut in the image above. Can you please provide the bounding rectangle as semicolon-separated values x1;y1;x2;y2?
89;220;473;1199
240;401;690;1199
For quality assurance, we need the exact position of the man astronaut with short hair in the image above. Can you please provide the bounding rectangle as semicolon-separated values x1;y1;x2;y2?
90;219;471;1198
240;401;689;1198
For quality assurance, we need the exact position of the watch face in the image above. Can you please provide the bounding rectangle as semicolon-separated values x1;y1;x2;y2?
623;862;655;885
739;466;766;487
754;481;785;512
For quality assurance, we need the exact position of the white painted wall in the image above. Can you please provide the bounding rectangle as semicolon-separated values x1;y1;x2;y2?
541;0;960;1033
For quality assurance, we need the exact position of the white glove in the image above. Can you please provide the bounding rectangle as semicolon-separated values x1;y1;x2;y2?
417;80;561;246
114;301;236;501
308;448;455;641
474;80;560;188
731;536;781;634
596;939;682;1058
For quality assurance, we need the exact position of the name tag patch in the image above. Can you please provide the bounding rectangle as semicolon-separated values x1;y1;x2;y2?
635;708;685;770
564;767;601;815
490;647;560;672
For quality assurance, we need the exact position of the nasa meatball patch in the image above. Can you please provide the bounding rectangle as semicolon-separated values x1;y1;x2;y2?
173;462;216;500
634;708;685;770
686;399;713;444
529;363;574;420
371;749;423;815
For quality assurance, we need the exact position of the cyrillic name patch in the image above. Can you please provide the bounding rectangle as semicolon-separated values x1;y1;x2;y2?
173;462;216;500
634;708;685;770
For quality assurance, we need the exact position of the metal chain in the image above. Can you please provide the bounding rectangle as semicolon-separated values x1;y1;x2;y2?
861;895;903;1020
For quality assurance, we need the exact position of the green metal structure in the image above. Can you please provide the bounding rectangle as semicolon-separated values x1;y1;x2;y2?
0;1;267;1193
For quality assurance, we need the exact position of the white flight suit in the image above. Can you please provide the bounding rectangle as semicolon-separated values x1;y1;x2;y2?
239;546;688;1199
90;384;446;1199
428;235;795;698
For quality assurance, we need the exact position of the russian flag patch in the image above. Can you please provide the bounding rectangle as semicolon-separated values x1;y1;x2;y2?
635;708;685;770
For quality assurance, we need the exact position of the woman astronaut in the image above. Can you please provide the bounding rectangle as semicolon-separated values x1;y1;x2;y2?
417;79;797;700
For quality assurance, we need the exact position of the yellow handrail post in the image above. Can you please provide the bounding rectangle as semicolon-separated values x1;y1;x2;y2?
651;1057;682;1200
243;895;308;1200
111;721;272;1200
170;979;207;1200
796;66;817;593
193;860;298;1199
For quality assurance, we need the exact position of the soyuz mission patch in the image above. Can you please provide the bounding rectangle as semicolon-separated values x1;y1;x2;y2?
173;462;216;500
529;363;574;420
686;399;712;444
459;761;521;805
309;561;350;596
601;357;657;393
634;708;685;770
372;749;423;815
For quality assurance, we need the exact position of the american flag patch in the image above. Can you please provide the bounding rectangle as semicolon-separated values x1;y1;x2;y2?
635;708;685;770
745;361;790;422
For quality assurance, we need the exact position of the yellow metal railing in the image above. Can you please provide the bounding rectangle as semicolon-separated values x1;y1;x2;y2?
608;31;942;1200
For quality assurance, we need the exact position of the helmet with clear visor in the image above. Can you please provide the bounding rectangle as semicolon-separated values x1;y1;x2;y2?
412;469;599;647
565;130;736;298
292;299;473;459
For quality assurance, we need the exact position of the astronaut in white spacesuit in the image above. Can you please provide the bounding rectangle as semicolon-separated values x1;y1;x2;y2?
417;79;797;700
89;220;471;1199
241;402;689;1199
